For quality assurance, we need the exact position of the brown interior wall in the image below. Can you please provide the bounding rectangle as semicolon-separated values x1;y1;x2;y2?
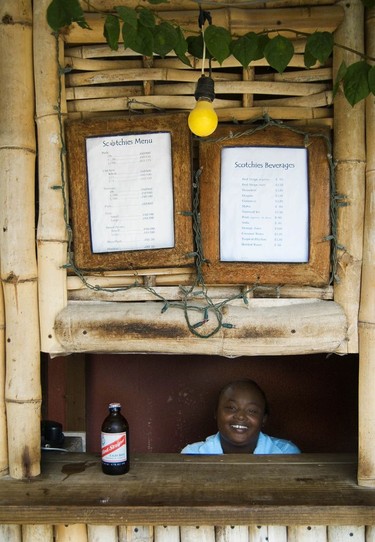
45;353;359;455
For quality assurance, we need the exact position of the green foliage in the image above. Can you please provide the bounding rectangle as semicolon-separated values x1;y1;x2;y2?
264;35;294;73
46;0;375;106
46;0;89;31
204;25;232;65
333;60;374;106
231;33;269;68
304;32;333;67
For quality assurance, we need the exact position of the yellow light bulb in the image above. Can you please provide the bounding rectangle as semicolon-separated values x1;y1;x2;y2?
188;98;218;137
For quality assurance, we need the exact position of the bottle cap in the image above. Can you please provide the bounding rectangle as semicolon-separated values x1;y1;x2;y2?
109;402;121;409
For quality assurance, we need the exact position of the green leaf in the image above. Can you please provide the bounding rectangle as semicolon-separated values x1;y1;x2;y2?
138;8;156;29
46;0;89;31
127;23;154;56
256;34;271;59
304;48;317;69
332;60;347;98
343;60;371;106
230;32;261;68
153;22;178;57
264;35;294;74
122;22;138;50
174;27;191;67
204;25;231;64
305;32;333;64
368;65;375;95
187;34;212;60
104;15;120;51
115;6;137;29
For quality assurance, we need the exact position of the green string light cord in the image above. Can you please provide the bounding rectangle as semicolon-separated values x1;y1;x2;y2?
53;35;342;339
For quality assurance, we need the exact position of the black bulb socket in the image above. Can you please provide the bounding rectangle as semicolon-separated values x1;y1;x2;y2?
194;75;215;102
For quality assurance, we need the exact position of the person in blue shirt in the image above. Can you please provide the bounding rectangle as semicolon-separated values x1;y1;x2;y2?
181;379;300;455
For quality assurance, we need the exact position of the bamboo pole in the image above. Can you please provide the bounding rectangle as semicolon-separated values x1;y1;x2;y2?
332;0;366;353
0;0;41;479
33;0;68;354
79;0;338;10
357;6;375;488
67;284;333;302
0;270;7;477
66;67;328;94
66;6;344;44
54;299;347;356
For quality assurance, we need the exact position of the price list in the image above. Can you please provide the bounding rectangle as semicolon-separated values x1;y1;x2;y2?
220;146;309;263
85;132;174;253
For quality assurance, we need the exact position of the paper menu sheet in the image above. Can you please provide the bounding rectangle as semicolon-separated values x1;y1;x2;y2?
220;146;309;263
85;132;175;253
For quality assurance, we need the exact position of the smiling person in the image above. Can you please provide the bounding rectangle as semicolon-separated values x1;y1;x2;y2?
181;379;300;454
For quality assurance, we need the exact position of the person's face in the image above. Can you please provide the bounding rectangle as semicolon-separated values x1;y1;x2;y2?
216;383;267;453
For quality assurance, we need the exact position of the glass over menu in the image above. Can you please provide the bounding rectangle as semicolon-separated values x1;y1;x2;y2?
220;146;309;263
85;131;175;254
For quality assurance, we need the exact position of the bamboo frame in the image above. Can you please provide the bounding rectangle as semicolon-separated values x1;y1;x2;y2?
0;0;41;479
65;113;194;271
332;0;366;354
33;0;68;354
358;6;375;488
198;124;331;286
0;275;7;477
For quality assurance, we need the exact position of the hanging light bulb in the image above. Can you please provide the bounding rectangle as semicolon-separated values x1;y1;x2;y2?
188;74;218;137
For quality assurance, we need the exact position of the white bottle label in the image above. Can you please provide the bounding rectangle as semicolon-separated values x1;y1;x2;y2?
101;432;127;463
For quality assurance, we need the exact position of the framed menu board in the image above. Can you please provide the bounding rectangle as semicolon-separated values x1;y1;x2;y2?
65;113;193;271
199;125;331;286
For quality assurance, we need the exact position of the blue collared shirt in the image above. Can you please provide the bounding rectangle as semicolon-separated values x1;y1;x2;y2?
181;431;300;454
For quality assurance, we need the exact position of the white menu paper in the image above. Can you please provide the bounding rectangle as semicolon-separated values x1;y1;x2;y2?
220;146;309;262
85;132;174;253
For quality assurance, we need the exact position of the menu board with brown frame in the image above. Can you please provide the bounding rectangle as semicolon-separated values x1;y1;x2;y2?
65;113;194;271
199;124;331;286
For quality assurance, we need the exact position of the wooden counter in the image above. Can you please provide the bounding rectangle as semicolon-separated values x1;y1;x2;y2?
0;453;373;526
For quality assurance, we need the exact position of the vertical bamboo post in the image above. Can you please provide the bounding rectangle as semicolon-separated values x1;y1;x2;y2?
33;0;68;355
0;0;41;479
357;6;375;487
332;0;366;353
0;273;8;476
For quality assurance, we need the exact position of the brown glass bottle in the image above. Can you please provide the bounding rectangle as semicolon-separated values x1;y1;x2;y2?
101;402;129;475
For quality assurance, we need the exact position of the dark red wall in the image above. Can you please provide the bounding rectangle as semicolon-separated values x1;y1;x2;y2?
84;353;358;454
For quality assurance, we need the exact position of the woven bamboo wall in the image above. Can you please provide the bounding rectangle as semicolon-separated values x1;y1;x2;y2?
63;3;340;297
